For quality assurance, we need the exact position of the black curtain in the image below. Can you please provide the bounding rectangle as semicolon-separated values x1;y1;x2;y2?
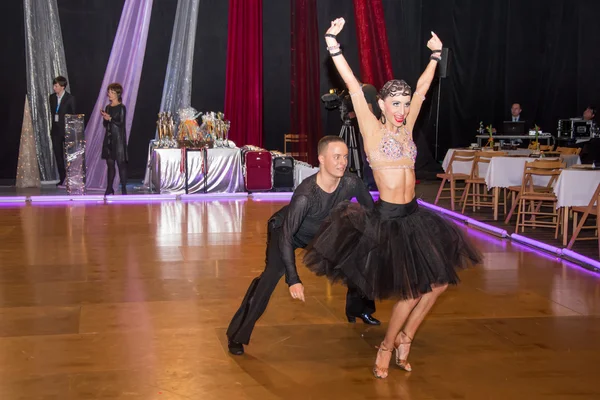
263;0;291;152
1;0;599;180
417;0;600;157
0;1;26;180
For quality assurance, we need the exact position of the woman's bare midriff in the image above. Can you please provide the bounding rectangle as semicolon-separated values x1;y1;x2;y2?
373;169;416;204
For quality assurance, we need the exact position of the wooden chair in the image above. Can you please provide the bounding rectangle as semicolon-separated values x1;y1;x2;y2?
515;160;565;238
555;146;579;155
461;151;507;215
284;134;308;161
504;159;561;224
567;183;600;257
528;143;554;151
435;150;475;211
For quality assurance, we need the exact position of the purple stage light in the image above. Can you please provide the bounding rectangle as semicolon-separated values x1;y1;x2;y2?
180;192;248;201
467;218;509;237
561;249;600;272
72;195;105;202
251;192;293;200
0;196;27;203
510;233;563;256
29;195;103;203
105;194;178;202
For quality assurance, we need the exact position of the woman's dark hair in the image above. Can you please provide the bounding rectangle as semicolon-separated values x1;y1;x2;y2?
107;83;123;102
379;79;412;100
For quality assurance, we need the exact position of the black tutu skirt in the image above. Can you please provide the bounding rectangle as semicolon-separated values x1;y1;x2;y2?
303;197;483;301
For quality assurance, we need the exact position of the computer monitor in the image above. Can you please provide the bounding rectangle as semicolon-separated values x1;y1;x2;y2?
502;121;526;135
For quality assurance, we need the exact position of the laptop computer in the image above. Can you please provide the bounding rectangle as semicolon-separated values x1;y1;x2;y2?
502;121;526;135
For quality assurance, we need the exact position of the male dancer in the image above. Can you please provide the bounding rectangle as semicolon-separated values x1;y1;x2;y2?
227;136;378;355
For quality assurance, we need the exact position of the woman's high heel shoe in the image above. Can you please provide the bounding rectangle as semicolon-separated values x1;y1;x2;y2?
394;331;413;372
373;342;393;379
104;188;114;196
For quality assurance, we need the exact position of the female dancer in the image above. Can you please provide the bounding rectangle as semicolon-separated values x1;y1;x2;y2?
304;18;482;379
100;83;128;195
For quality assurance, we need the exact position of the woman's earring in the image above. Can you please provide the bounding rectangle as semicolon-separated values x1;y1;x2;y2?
380;115;386;124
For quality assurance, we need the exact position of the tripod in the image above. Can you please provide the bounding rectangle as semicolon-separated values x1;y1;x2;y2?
339;118;362;178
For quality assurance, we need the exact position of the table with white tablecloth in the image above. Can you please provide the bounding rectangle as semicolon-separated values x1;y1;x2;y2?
440;149;581;220
151;148;319;194
442;148;531;174
485;155;581;189
553;168;600;245
482;155;581;220
442;148;579;176
152;148;245;194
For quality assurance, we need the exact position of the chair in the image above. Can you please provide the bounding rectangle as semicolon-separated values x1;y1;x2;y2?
515;160;565;238
528;143;554;152
284;134;308;161
461;151;507;215
567;183;600;257
435;150;475;211
504;159;560;224
555;146;579;155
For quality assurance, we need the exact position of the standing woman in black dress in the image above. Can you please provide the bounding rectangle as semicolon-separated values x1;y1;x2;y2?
100;83;128;195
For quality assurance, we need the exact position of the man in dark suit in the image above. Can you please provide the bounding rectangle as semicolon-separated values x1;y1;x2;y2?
510;103;524;123
507;103;526;146
49;76;76;185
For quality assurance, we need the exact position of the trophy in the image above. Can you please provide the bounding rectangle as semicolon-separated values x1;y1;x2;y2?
156;112;177;148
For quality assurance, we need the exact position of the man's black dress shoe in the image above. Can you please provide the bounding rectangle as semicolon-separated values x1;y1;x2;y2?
228;340;244;355
347;313;381;325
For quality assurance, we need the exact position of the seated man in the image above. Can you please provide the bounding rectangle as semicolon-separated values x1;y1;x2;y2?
509;103;525;123
508;103;526;146
226;136;379;356
583;105;597;122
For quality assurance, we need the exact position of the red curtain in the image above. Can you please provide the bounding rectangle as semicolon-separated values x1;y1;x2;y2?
224;0;263;147
291;0;322;165
353;0;394;90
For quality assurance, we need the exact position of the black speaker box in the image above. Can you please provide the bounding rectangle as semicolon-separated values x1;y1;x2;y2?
436;48;450;78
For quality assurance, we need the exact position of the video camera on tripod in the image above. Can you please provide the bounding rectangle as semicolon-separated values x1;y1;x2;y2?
321;89;354;123
320;88;362;177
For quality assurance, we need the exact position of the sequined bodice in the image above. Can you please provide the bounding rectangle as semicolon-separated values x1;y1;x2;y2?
366;127;417;170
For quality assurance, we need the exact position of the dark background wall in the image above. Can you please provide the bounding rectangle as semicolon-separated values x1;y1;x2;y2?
1;0;599;180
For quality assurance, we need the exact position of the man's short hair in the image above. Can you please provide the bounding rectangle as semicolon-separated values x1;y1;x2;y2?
53;76;68;88
318;135;345;155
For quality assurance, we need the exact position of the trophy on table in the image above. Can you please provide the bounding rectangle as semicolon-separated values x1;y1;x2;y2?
156;112;177;148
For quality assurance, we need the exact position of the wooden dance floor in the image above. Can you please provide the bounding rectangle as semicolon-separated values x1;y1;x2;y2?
1;199;599;399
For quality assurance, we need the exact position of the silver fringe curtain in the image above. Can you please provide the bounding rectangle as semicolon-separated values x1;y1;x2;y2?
144;0;200;186
16;95;41;188
23;0;70;182
160;0;199;117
